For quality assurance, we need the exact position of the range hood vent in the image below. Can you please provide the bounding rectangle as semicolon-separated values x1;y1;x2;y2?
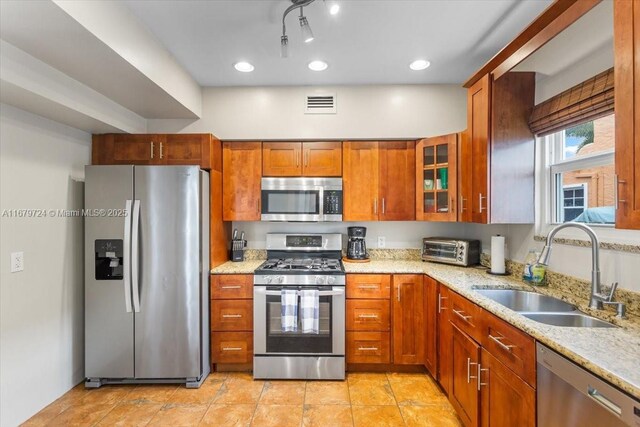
305;93;336;114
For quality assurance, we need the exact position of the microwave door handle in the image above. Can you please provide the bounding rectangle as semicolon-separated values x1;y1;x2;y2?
318;187;324;220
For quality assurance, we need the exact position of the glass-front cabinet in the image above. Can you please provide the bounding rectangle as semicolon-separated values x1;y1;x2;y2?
416;134;459;221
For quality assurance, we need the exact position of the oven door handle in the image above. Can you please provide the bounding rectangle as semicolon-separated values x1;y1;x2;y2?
259;289;345;297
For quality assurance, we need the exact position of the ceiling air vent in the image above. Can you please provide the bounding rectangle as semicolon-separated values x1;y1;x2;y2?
305;93;336;114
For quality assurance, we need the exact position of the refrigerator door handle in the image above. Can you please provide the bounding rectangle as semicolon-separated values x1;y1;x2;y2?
131;199;141;313
123;199;133;313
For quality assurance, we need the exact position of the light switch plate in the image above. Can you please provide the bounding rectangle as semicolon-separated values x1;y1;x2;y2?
10;252;24;273
377;236;386;248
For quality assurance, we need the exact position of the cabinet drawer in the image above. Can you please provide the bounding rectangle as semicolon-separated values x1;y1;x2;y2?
211;332;253;364
346;332;390;364
346;275;391;299
211;300;253;331
449;290;483;343
346;300;390;331
482;311;536;387
211;274;253;299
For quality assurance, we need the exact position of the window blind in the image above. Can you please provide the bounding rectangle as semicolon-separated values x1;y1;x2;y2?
529;67;614;136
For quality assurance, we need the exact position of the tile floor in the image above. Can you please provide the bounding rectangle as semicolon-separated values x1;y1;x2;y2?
22;372;462;427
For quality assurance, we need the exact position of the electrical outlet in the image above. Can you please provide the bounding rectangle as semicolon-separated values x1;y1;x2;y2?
377;236;386;248
10;251;24;273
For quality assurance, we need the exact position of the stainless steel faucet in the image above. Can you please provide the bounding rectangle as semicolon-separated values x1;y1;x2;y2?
538;223;626;318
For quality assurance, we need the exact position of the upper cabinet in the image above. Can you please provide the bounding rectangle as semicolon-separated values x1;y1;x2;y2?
222;142;262;221
343;141;415;221
92;133;221;170
462;72;536;224
262;141;342;177
614;0;640;229
416;134;459;222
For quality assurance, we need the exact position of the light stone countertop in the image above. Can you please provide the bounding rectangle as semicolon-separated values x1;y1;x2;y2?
212;259;640;399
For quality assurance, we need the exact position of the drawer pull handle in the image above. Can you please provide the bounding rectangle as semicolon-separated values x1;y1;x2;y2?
222;347;242;351
488;334;515;352
221;286;242;289
588;387;622;416
478;364;488;390
467;357;478;383
357;314;379;319
222;314;242;318
358;347;379;351
358;285;379;290
453;309;471;322
438;294;448;313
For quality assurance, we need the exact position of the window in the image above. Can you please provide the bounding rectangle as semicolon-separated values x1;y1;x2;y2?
546;114;615;225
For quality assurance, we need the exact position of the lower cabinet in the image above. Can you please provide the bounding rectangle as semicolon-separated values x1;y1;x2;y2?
346;331;391;364
430;279;536;427
392;274;424;365
423;276;439;377
211;274;253;367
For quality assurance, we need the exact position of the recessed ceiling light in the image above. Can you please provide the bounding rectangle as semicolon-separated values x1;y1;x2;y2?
409;59;430;71
329;4;340;15
234;61;254;72
308;60;328;71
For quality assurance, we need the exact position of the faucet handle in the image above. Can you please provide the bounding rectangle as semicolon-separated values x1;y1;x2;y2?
606;282;619;302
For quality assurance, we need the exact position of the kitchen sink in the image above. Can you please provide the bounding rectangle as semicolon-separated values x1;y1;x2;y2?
474;289;576;312
522;313;617;328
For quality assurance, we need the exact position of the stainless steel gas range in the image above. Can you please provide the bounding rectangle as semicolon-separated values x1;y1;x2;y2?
253;233;345;380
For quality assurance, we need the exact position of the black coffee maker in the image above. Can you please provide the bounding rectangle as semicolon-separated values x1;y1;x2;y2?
347;226;368;260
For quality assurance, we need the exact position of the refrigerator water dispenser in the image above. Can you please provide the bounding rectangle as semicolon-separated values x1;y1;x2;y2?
95;239;123;280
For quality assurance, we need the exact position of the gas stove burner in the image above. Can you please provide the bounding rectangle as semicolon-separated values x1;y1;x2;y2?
261;257;343;273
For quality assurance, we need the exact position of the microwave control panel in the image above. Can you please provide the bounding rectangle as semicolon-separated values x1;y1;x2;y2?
324;190;343;214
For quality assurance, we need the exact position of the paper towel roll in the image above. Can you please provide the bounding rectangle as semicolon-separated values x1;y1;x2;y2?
491;235;506;274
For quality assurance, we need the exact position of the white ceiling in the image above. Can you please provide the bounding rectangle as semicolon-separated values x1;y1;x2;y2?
123;0;553;87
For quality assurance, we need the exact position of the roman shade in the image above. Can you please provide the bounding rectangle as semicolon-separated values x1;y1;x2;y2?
529;67;614;136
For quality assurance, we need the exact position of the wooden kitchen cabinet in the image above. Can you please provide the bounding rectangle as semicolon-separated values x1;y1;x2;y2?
480;348;535;427
450;324;481;427
211;274;254;367
462;72;535;224
423;276;439;378
438;285;452;395
614;0;640;229
416;134;459;221
92;133;221;170
262;141;342;177
392;274;424;365
222;142;262;221
343;141;415;221
346;299;390;331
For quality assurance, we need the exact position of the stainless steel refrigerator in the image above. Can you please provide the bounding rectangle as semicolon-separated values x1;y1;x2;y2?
84;165;210;388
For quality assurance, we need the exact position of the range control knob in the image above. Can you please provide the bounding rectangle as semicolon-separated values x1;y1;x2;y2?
276;275;284;284
315;276;327;284
327;276;336;285
264;276;273;284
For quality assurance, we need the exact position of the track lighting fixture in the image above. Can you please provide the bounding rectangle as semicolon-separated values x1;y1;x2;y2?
299;10;314;43
281;0;334;57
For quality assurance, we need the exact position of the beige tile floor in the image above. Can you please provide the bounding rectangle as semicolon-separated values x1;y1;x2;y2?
22;372;462;427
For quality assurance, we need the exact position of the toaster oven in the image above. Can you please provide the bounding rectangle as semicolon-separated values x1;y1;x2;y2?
422;238;480;266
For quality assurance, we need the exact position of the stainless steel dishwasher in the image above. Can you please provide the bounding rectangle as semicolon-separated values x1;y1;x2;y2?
537;343;640;427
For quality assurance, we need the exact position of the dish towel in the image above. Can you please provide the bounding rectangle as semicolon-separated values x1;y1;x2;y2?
300;289;320;334
281;289;298;332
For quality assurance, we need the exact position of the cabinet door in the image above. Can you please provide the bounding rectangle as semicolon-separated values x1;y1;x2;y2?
417;135;458;221
480;348;535;427
302;141;342;176
423;276;438;377
212;332;253;364
222;142;262;221
458;131;472;222
347;300;390;331
438;286;452;395
343;141;379;220
162;134;209;168
100;134;159;165
468;74;490;224
379;141;416;220
263;142;302;176
614;0;640;229
392;275;424;365
450;324;480;427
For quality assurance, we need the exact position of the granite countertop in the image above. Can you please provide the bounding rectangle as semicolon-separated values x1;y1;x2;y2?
211;259;640;399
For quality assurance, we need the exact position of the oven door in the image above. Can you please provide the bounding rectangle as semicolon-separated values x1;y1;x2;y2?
254;286;345;356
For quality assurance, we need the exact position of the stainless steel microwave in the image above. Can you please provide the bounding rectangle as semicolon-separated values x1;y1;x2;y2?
422;238;480;266
261;177;343;222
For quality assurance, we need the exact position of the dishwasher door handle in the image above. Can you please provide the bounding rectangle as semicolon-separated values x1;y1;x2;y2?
588;387;623;417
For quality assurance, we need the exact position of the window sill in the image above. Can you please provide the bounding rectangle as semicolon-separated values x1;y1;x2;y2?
533;231;640;255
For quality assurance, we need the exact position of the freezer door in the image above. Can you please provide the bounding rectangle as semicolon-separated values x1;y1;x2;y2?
85;165;135;378
133;166;202;378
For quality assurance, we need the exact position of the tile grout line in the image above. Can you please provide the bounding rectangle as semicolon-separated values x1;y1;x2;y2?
385;372;408;426
345;374;355;427
249;377;267;425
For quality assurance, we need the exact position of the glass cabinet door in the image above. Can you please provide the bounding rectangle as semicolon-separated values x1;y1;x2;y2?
417;134;458;221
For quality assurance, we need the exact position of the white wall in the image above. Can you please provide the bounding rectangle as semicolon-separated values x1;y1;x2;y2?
0;104;90;426
148;85;467;139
